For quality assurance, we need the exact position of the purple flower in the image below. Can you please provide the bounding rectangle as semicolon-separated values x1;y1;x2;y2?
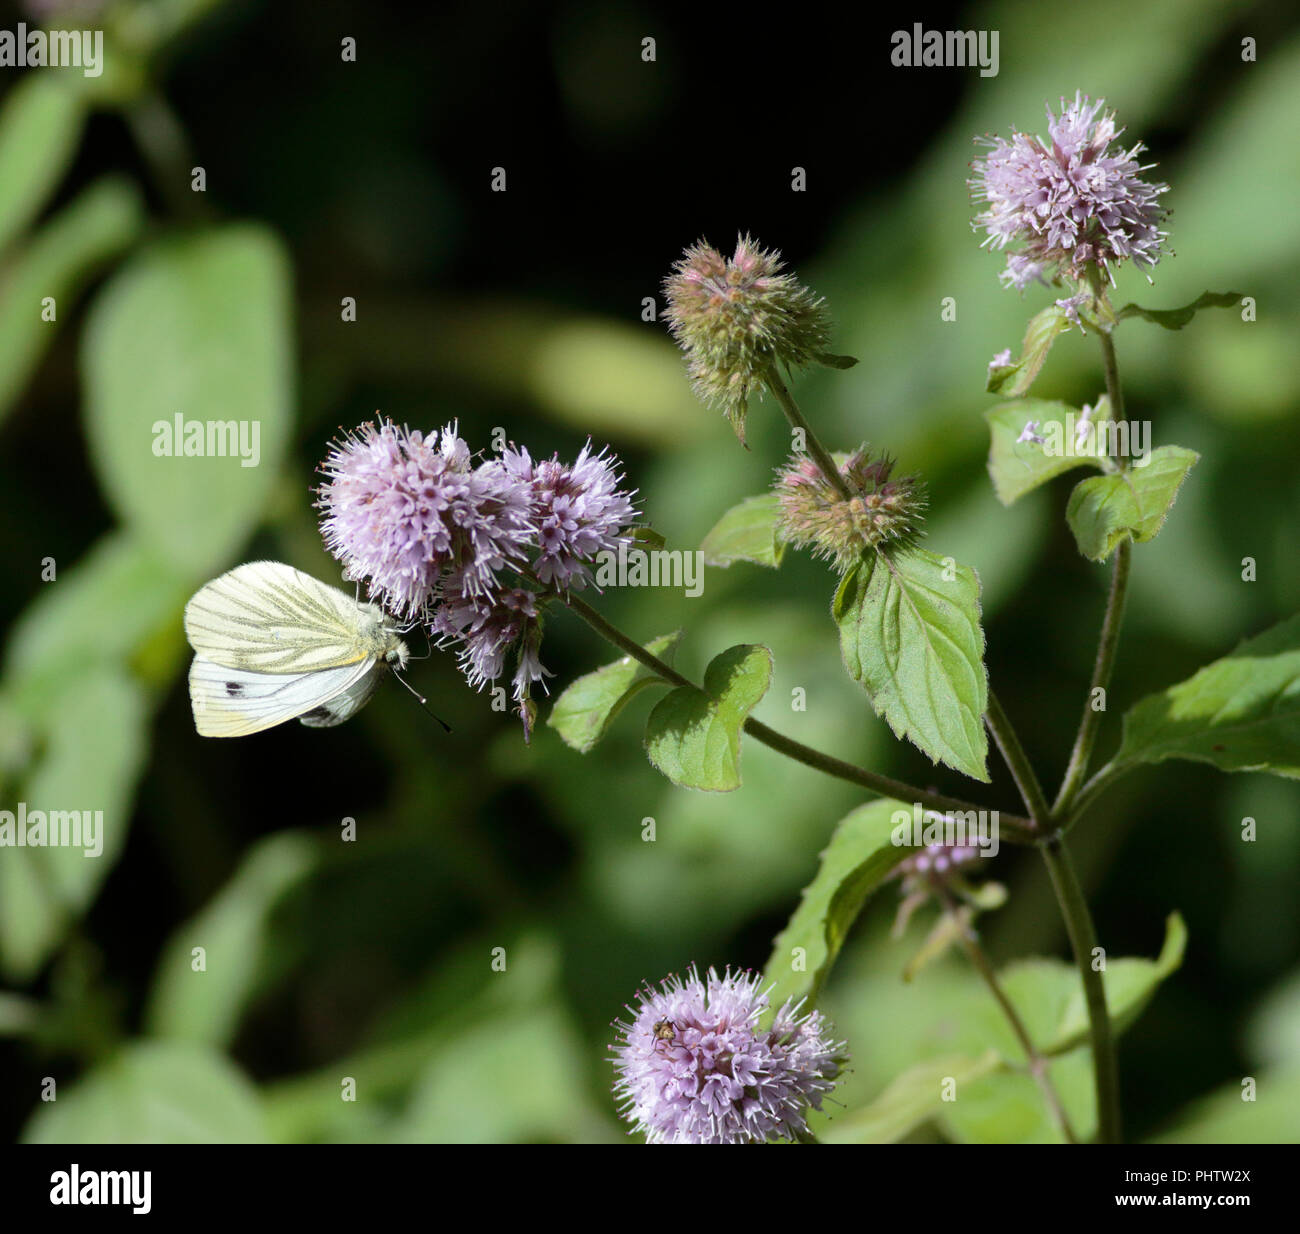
897;841;981;890
971;92;1169;288
317;420;534;619
610;966;844;1144
498;441;639;590
431;569;550;696
1056;291;1091;330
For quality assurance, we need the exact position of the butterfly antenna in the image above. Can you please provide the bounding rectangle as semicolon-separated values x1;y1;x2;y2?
394;669;452;733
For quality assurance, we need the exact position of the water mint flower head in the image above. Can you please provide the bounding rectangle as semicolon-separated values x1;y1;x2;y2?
775;446;926;570
431;570;551;738
497;441;639;590
610;966;845;1144
432;569;549;688
663;235;838;445
317;419;534;619
971;92;1170;289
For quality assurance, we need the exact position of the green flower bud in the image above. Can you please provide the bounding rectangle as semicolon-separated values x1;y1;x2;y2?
663;235;846;445
774;446;926;570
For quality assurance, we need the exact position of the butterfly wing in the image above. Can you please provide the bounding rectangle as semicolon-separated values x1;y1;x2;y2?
188;655;374;737
297;661;389;728
184;561;372;673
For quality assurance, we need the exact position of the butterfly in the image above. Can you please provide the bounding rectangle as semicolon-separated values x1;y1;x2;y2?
184;561;410;737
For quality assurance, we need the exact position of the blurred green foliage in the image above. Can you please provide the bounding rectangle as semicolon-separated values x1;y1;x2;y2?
0;0;1297;1143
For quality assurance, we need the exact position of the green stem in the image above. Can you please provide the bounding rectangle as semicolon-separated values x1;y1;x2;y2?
1097;318;1127;431
763;367;854;500
939;889;1077;1143
1063;758;1131;830
560;590;1039;843
985;690;1050;825
1052;538;1131;817
1051;321;1134;820
1040;836;1121;1142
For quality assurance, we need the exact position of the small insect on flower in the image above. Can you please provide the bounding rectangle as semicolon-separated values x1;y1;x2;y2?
650;1018;677;1052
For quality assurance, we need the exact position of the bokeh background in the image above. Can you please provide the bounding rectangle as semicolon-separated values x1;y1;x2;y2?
1;0;1298;1142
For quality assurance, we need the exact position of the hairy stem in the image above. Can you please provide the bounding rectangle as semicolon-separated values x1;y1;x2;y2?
985;690;1050;825
763;367;854;500
1052;320;1133;820
1040;836;1120;1142
1053;537;1132;818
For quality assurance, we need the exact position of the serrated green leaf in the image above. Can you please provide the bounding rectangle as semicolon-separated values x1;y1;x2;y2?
822;1051;1002;1144
1066;445;1198;561
956;915;1187;1065
985;302;1070;396
985;396;1112;506
82;225;293;575
834;548;989;781
547;631;681;753
699;493;786;569
1117;290;1245;330
764;798;912;1007
1114;614;1300;778
644;644;772;792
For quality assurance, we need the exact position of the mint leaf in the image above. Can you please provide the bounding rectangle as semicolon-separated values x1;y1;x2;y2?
644;644;772;791
1066;446;1198;561
1115;614;1300;778
834;548;989;781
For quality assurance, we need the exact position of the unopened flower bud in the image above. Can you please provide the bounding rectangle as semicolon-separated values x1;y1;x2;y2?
775;446;926;570
663;235;844;445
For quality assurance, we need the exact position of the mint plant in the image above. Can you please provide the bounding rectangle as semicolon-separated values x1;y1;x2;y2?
517;95;1263;1144
298;93;1271;1145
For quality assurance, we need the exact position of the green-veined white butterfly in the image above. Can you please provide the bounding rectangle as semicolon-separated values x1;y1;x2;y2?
184;561;410;737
